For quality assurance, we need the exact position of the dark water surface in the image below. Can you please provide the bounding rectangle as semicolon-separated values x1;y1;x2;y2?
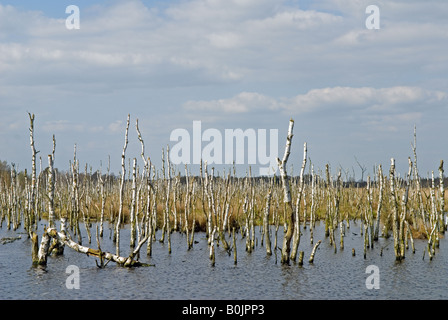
1;220;447;300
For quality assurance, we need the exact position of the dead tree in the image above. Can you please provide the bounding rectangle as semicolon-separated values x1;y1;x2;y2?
135;119;155;256
439;160;446;232
116;114;130;257
291;142;307;261
309;240;321;263
47;155;56;229
263;188;272;255
129;158;137;249
277;119;295;264
373;164;383;241
389;158;403;261
28;112;39;234
33;223;151;267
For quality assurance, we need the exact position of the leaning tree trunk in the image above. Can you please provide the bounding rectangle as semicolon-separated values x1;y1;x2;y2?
309;240;321;264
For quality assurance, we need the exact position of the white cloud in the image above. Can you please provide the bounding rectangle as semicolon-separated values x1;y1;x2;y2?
42;120;85;133
184;92;281;113
183;86;447;135
108;120;124;133
184;86;447;115
286;86;447;114
41;120;104;134
208;32;242;49
1;0;447;175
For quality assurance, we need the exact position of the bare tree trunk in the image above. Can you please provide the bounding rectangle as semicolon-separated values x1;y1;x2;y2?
373;164;383;241
98;159;109;238
189;179;196;249
81;164;92;244
411;125;428;234
31;231;40;265
405;220;415;254
28;113;39;234
263;189;272;256
278;119;295;264
310;164;316;244
172;173;179;232
325;164;331;238
399;158;413;259
249;168;255;251
210;226;216;266
135;119;155;257
389;158;402;261
148;169;157;256
430;171;439;248
184;165;191;246
233;227;237;265
72;156;82;245
130;158;137;249
291;142;307;261
166;146;172;254
47;155;55;229
9;164;17;231
439;160;446;232
36;229;51;265
363;217;368;258
38;225;150;267
334;170;343;251
116;114;130;257
309;240;321;263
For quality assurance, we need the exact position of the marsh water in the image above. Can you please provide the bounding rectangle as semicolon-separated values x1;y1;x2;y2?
1;219;448;300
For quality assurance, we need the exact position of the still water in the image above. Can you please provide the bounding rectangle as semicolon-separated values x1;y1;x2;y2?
1;220;447;300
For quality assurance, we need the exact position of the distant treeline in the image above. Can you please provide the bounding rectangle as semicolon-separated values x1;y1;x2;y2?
1;159;446;189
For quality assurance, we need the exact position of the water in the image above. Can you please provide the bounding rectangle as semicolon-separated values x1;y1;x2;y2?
1;220;447;300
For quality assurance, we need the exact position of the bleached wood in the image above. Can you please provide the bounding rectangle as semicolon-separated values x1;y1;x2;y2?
389;158;403;260
28;113;39;234
439;160;446;232
291;142;307;261
278;119;295;264
263;189;272;256
47;155;55;228
309;240;321;263
373;164;383;241
116;114;130;257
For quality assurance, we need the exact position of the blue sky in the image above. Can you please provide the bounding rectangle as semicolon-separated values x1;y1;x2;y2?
0;0;447;178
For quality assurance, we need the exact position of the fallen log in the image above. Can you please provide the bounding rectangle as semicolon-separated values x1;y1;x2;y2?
32;226;153;268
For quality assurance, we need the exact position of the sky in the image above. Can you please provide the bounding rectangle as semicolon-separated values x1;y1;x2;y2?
0;0;447;179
